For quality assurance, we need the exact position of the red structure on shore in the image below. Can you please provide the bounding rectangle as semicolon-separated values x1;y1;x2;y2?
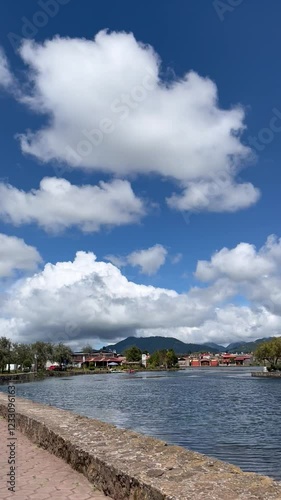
180;353;253;367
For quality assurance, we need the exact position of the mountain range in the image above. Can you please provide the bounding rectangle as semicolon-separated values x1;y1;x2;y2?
107;336;272;355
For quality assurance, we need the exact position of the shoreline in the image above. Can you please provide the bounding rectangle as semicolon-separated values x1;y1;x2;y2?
0;369;108;385
0;367;174;385
0;365;262;386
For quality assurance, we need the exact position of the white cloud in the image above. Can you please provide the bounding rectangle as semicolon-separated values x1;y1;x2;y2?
0;48;13;89
177;305;281;346
1;251;184;344
0;177;145;233
104;254;127;268
106;244;167;275
167;177;260;213
195;235;281;283
127;244;167;275
6;31;257;213
0;233;41;278
2;236;281;347
136;306;281;346
171;253;183;264
195;235;281;317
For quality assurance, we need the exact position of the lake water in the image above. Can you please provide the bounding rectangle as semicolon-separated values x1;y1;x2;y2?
1;367;281;481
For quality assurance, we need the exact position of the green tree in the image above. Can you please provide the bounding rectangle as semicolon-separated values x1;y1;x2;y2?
148;350;161;368
53;343;73;365
31;342;54;371
124;346;142;362
80;344;94;353
0;337;12;373
148;349;178;369
165;349;178;368
255;337;281;369
12;343;33;371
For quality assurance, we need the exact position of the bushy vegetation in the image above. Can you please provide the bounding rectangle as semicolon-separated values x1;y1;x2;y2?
0;336;73;373
148;349;178;369
124;345;142;362
255;337;281;370
0;337;13;373
80;344;94;353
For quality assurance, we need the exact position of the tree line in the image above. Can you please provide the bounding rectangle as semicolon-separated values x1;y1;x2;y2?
3;336;280;373
0;337;73;373
124;345;178;369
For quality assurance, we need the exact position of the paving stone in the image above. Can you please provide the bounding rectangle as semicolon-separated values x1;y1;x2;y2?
0;418;111;499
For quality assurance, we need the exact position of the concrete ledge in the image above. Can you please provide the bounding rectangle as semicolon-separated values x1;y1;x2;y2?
0;370;107;385
252;371;281;378
0;372;49;385
0;393;281;499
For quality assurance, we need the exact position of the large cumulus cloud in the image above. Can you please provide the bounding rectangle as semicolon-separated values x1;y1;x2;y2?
2;30;258;213
2;236;281;347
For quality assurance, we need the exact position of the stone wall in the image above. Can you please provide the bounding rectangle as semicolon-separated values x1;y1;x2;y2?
0;370;96;385
252;371;281;378
0;392;281;499
0;372;45;385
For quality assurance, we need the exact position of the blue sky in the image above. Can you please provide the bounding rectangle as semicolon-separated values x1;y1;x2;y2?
0;0;281;348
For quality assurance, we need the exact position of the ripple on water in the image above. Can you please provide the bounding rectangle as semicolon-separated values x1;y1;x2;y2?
1;367;280;481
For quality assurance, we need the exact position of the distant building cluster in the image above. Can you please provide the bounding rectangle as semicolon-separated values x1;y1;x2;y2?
178;352;253;368
70;348;252;370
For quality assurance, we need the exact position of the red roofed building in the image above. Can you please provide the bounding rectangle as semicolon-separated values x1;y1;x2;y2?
221;354;237;365
71;349;122;368
88;356;125;368
234;355;252;366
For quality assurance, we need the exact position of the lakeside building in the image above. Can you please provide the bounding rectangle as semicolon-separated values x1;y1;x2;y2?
221;353;252;365
178;353;253;367
4;363;18;371
87;356;125;368
190;353;219;367
141;353;149;367
71;348;120;367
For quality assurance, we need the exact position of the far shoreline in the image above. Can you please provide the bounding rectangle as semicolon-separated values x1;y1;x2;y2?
0;365;262;386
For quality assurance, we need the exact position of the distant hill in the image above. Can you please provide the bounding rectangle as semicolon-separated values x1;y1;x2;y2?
203;342;225;352
107;335;274;355
226;337;273;353
108;336;221;355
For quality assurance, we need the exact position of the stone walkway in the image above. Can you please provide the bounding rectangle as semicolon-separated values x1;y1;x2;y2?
0;417;111;500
